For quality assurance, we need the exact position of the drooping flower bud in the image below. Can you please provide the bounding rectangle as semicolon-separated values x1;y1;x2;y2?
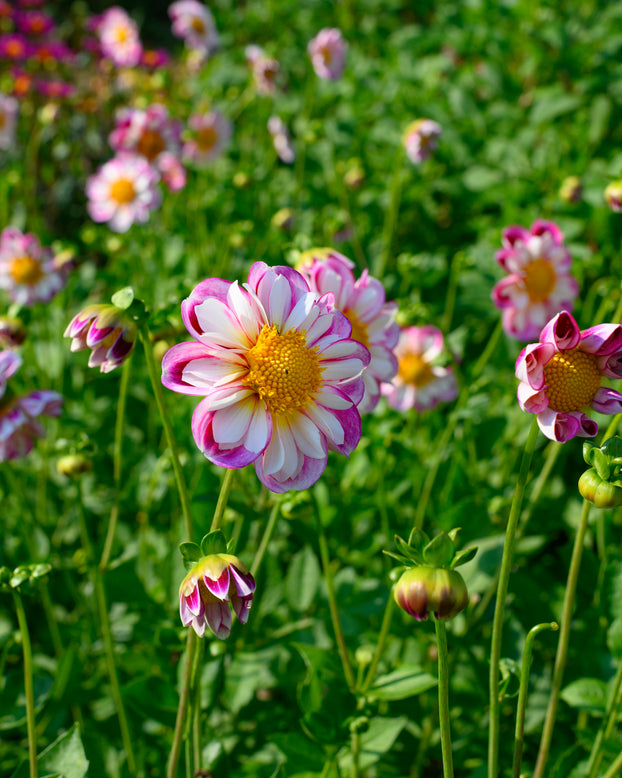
578;438;622;508
559;175;582;204
605;181;622;212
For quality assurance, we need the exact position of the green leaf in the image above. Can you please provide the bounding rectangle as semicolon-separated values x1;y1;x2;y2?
529;93;583;125
589;95;612;146
179;541;202;570
11;724;88;778
285;546;320;612
560;678;608;714
339;717;407;771
200;530;227;557
272;732;325;773
452;546;478;568
367;666;437;701
111;286;134;310
607;617;622;659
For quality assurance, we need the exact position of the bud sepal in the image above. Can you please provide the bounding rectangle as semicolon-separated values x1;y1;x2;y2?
579;438;622;508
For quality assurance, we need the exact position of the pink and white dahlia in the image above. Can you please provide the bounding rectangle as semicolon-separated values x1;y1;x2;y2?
307;28;347;81
403;119;442;164
169;0;218;57
492;219;578;342
96;6;142;67
64;303;137;373
245;44;280;94
268;116;295;164
0;349;62;461
161;262;371;492
86;153;161;233
183;110;231;165
382;326;458;412
515;311;622;442
179;553;255;639
0;227;68;305
0;92;18;150
298;248;398;414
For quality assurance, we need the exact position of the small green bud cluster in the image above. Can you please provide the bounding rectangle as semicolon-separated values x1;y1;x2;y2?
578;438;622;509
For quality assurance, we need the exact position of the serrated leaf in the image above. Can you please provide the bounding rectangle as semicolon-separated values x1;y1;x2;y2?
367;666;437;701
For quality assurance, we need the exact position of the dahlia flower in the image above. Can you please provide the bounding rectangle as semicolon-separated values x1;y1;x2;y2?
403;119;442;164
0;350;62;461
0;34;31;61
96;6;142;67
64;303;137;373
161;262;370;492
0;227;68;305
245;45;280;94
492;219;578;341
307;28;347;81
516;311;622;442
0;92;18;150
382;326;458;412
169;0;219;57
298;248;398;413
14;9;54;36
86;153;161;233
605;181;622;212
268;116;295;164
179;553;255;639
183;110;231;165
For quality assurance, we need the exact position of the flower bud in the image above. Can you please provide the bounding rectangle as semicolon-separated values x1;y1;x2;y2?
64;303;137;373
579;438;622;508
0;316;26;347
57;453;92;478
559;175;582;204
605;181;622;212
394;566;468;621
578;468;622;508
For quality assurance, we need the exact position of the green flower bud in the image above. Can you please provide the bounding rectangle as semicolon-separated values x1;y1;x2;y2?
57;454;92;478
579;438;622;508
394;566;468;622
578;468;622;508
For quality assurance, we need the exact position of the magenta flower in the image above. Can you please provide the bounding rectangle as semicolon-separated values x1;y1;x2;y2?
162;262;370;493
492;219;578;342
140;48;171;69
0;227;68;306
382;326;458;412
14;9;55;36
516;311;622;442
183;110;231;165
96;6;142;67
267;116;295;164
0;33;32;61
403;119;442;164
307;28;347;80
169;0;218;57
0;92;18;150
298;248;399;413
64;303;137;373
0;350;62;461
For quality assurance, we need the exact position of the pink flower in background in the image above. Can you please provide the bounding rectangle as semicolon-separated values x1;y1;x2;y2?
169;0;219;57
382;326;458;412
0;350;63;461
268;116;295;164
183;110;231;164
96;6;142;67
245;44;280;94
403;119;442;164
158;151;187;192
0;227;68;305
35;78;76;99
64;303;137;373
298;248;399;413
0;33;32;61
14;9;55;36
86;153;161;233
0;92;18;150
492;219;578;342
515;311;622;442
161;262;370;492
307;28;347;80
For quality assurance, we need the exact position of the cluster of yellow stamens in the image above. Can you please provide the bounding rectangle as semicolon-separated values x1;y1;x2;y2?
10;255;43;286
543;349;601;413
245;325;322;415
110;178;136;205
524;257;556;303
344;309;369;349
398;353;434;387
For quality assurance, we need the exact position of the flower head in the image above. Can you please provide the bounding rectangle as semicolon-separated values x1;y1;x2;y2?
492;219;579;341
64;302;137;373
0;92;18;150
96;6;142;67
179;552;255;639
162;262;370;492
183;110;231;165
0;34;32;61
381;326;457;412
307;28;347;80
0;227;68;306
246;44;280;94
605;181;622;212
86;153;161;233
298;248;398;413
403;119;442;164
515;311;622;442
169;0;219;57
267;115;295;164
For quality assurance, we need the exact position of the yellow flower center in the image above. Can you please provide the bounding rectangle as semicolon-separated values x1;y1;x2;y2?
196;126;217;152
344;309;369;349
543;349;601;413
137;129;165;161
398;353;435;387
115;25;129;44
245;324;322;415
10;255;43;285
524;258;556;303
320;45;333;64
191;17;206;33
110;178;136;205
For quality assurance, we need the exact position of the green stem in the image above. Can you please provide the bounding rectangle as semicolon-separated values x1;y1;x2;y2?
375;146;404;279
601;741;622;778
359;594;395;694
488;416;540;778
587;658;622;778
516;441;561;539
190;637;205;773
350;726;361;778
434;618;454;778
532;498;592;778
100;356;131;571
512;622;559;778
13;591;37;778
167;630;198;778
250;494;283;577
140;328;194;541
210;468;235;532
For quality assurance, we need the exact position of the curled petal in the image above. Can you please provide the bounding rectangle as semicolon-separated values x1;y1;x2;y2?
536;407;580;442
591;387;622;415
579;324;622;357
517;382;549;414
515;342;555;390
539;311;580;351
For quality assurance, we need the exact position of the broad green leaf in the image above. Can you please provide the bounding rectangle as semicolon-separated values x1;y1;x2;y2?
12;724;88;778
607;617;622;658
560;678;607;714
285;546;320;612
339;717;407;771
367;666;437;701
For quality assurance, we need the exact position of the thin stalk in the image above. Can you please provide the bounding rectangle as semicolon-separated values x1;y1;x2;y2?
140;327;194;541
210;468;235;533
434;618;454;778
488;416;540;778
375;146;404;279
359;594;395;694
190;637;205;772
601;746;622;778
532;498;592;778
100;356;131;571
350;726;361;778
516;441;561;539
167;630;198;778
512;622;558;778
587;658;622;778
250;494;283;577
13;591;37;778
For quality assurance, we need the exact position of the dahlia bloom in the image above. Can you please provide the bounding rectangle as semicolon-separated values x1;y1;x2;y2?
14;9;55;36
64;303;137;373
169;0;219;57
307;28;347;81
605;181;622;212
86;153;161;233
403;119;442;164
515;311;622;442
0;33;31;61
162;262;370;492
382;326;458;412
0;350;62;461
0;227;68;305
492;219;578;341
298;248;399;413
96;6;142;68
183;110;231;165
0;92;18;150
245;44;280;94
268;116;295;164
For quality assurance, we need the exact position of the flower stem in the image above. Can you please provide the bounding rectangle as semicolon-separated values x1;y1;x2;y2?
140;327;194;541
512;622;558;778
532;497;591;778
167;630;198;778
375;145;404;279
601;745;622;778
100;356;131;571
488;416;540;778
250;493;283;577
12;590;37;778
434;618;454;778
586;657;622;778
359;594;395;694
209;468;235;532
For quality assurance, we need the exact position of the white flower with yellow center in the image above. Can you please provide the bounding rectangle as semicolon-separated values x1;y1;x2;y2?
97;6;142;67
0;227;68;306
169;0;219;57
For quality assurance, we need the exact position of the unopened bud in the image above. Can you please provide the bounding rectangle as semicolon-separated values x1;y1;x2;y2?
394;566;468;621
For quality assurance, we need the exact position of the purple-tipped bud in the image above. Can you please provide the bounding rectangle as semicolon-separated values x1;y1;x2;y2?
394;566;468;622
64;303;137;373
605;181;622;212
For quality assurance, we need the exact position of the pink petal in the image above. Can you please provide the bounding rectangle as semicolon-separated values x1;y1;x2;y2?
536;407;580;442
539;311;580;351
515;342;555;390
591;387;622;415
